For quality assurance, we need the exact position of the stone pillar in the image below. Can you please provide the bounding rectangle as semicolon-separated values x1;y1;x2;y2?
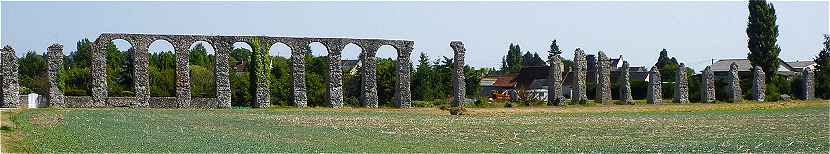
1;46;19;108
728;62;742;102
91;41;108;107
395;43;413;108
595;51;611;105
327;41;346;108
450;41;466;110
801;67;815;100
175;43;191;108
133;41;150;108
571;48;588;103
647;66;662;104
291;43;308;107
548;54;564;106
619;61;633;104
361;47;378;108
214;42;232;108
255;43;271;108
673;63;689;103
751;66;765;101
47;44;65;107
701;66;715;103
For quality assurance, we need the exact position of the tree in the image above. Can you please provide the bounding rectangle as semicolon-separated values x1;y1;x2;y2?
413;52;435;100
189;43;212;67
500;44;523;73
17;51;48;95
746;0;781;81
815;34;830;99
105;42;133;96
149;51;176;97
550;40;562;55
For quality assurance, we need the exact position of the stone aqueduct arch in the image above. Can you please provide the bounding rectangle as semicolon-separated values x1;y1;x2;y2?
63;33;413;108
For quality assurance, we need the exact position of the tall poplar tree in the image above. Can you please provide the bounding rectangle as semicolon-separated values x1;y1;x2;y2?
746;0;781;81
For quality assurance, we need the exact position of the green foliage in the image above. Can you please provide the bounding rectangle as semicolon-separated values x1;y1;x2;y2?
550;40;562;55
747;0;782;81
247;38;272;105
376;58;398;106
269;56;292;106
189;43;216;98
105;42;134;97
815;34;830;99
522;52;546;67
501;44;524;73
149;51;176;97
17;51;48;95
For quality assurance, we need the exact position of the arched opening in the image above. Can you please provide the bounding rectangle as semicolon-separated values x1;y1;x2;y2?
305;42;329;107
16;46;49;96
148;40;176;97
268;42;292;106
230;42;253;106
341;43;363;107
188;41;216;98
376;45;399;106
106;39;135;97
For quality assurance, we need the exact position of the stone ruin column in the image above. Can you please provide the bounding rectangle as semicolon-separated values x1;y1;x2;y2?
1;46;20;108
701;66;715;103
571;48;588;103
395;43;413;108
326;41;346;108
673;63;689;103
751;66;765;101
255;44;271;108
728;62;742;102
214;42;232;108
47;44;65;107
801;67;815;100
548;54;564;106
175;43;191;108
91;41;108;107
133;40;150;108
595;51;611;105
619;61;633;104
647;66;662;104
361;47;378;108
291;43;308;107
450;41;466;111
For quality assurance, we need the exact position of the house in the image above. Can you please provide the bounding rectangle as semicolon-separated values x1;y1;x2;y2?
786;60;816;72
486;64;650;100
478;74;517;97
709;59;798;80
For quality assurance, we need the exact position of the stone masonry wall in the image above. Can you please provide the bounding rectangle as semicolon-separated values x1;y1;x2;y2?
647;66;662;104
619;61;633;104
701;66;715;103
47;44;65;107
361;47;379;108
450;41;466;109
214;42;232;108
133;40;151;108
91;41;108;107
291;43;308;107
395;42;413;108
572;48;588;103
325;40;347;108
548;54;564;106
752;66;765;101
674;63;689;103
2;46;20;108
255;44;270;108
596;51;611;104
728;62;742;102
801;67;815;100
175;43;192;108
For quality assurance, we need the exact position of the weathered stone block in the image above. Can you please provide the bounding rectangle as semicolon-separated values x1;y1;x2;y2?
361;48;378;108
647;66;662;104
92;41;108;107
751;66;765;101
596;51;611;104
571;48;588;103
47;44;65;107
619;61;633;104
728;62;742;102
450;41;466;110
395;43;413;108
673;63;689;103
1;46;20;108
548;54;564;106
701;66;715;103
801;67;815;100
214;42;232;108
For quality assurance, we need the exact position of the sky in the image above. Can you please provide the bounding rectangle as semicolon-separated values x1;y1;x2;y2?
1;1;828;71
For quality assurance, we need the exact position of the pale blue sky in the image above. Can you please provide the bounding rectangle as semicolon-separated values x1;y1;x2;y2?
1;1;827;71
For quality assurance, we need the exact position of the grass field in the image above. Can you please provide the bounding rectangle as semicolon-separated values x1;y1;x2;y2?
2;101;828;153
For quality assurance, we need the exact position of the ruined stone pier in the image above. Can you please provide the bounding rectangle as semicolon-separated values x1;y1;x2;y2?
728;62;742;102
701;66;715;103
673;63;689;103
1;46;20;108
619;61;633;104
450;41;466;114
647;66;662;104
752;66;765;101
572;48;588;103
548;53;564;106
596;51;611;105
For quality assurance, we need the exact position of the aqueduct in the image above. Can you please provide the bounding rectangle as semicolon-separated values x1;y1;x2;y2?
3;33;414;108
